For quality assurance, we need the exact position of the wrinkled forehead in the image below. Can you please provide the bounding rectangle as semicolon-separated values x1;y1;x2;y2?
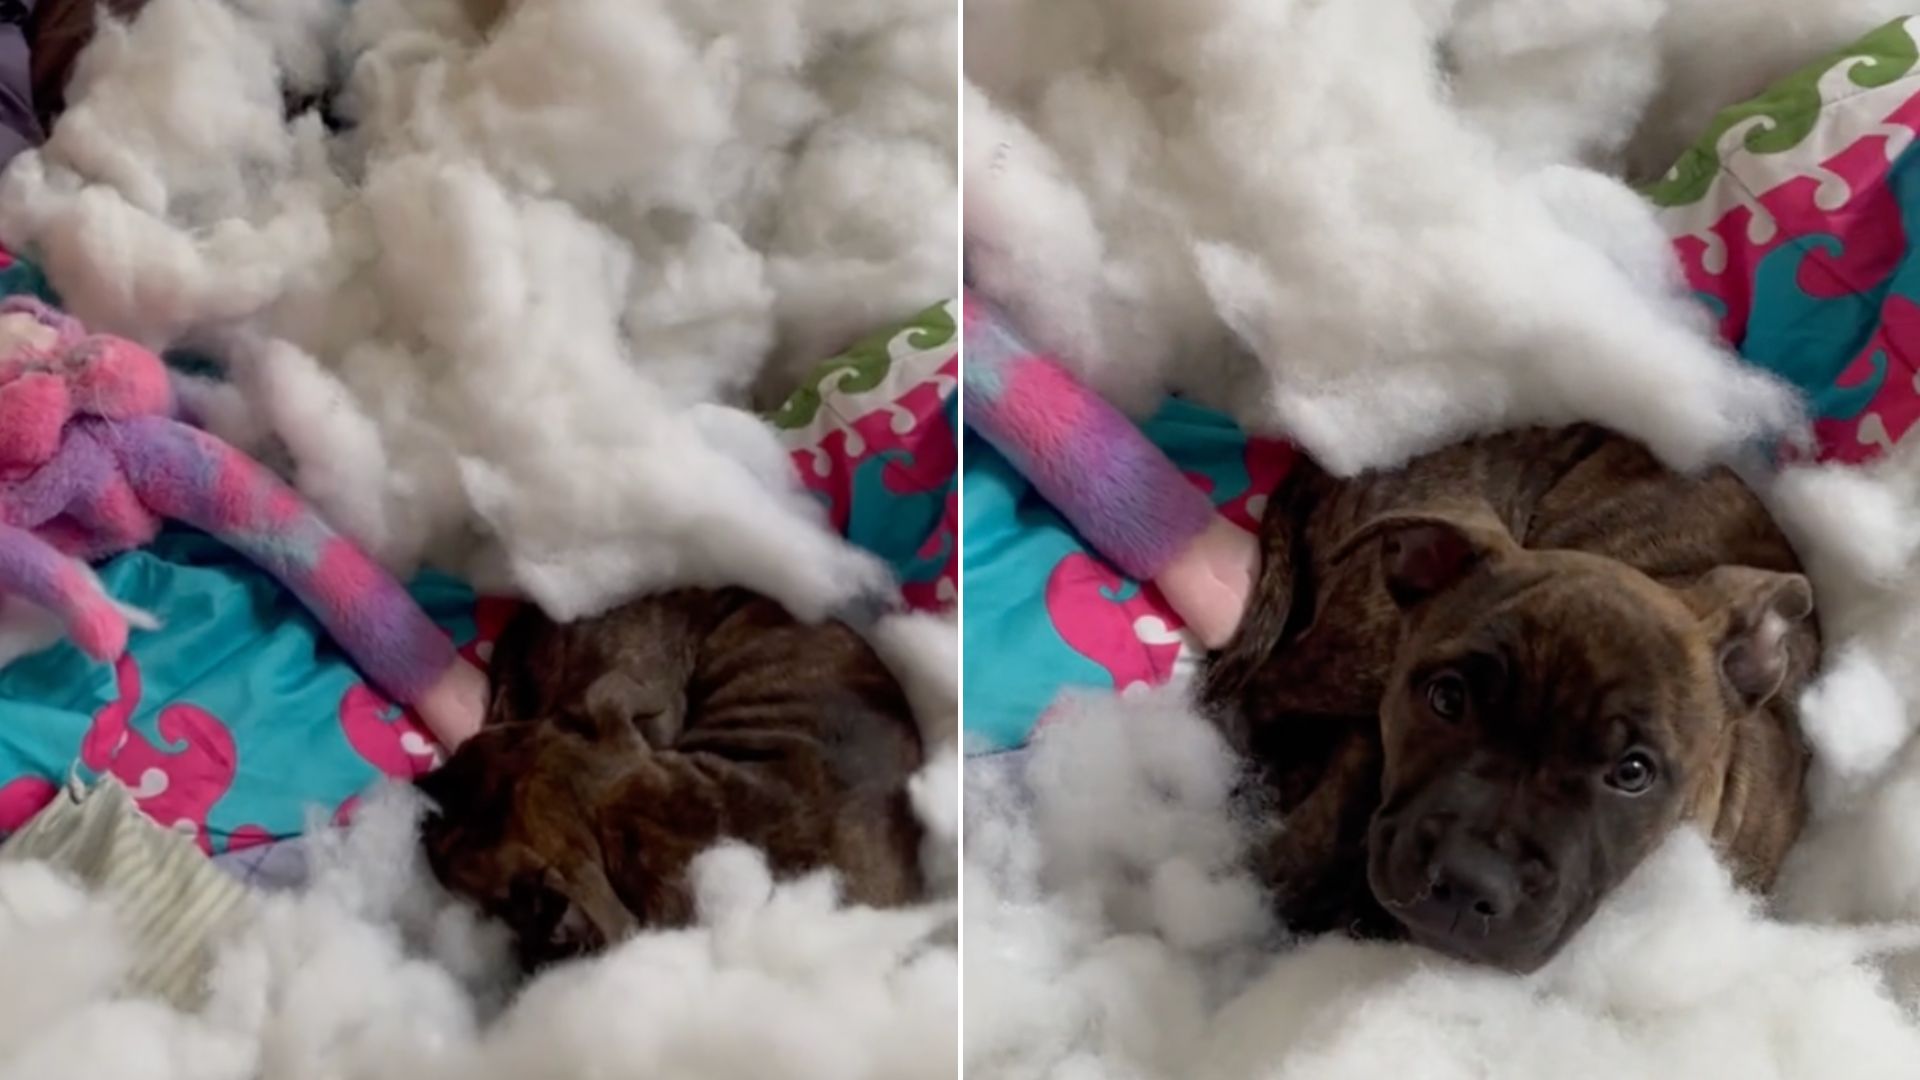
1410;564;1717;735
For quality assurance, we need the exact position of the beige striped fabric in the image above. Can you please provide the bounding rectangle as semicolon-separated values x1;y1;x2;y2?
0;774;253;1009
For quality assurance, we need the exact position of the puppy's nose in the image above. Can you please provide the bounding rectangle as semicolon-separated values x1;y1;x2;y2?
1428;833;1519;922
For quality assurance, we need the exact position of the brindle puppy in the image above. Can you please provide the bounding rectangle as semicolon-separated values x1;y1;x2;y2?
417;587;925;972
1202;425;1817;972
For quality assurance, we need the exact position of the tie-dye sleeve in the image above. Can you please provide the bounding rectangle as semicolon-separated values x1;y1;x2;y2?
961;289;1214;580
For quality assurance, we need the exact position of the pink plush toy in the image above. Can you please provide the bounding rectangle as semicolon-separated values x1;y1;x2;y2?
0;296;486;749
962;289;1259;648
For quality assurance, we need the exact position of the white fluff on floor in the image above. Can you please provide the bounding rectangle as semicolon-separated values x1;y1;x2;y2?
0;0;956;622
964;0;1903;476
0;611;959;1079
0;790;956;1080
965;688;1920;1080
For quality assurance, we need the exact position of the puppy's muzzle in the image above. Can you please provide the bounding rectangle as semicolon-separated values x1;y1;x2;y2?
1369;806;1560;971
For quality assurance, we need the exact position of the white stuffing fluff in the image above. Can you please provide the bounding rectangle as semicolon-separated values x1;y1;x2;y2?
963;690;1271;1080
964;690;1920;1080
0;0;955;621
1764;441;1920;812
0;788;956;1080
0;862;254;1079
964;0;1913;476
0;612;959;1077
865;611;963;893
1766;439;1920;1004
867;610;961;749
0;416;957;1077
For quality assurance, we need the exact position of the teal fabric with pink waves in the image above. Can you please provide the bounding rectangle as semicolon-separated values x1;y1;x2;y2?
1660;17;1920;461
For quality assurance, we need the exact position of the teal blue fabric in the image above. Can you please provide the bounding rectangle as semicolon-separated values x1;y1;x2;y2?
0;528;479;851
814;381;958;611
961;431;1111;752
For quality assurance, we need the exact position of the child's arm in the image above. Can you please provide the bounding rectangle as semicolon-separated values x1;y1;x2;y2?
961;291;1257;648
963;291;1215;578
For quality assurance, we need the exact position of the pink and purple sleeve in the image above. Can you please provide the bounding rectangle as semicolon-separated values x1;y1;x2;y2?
961;290;1214;581
105;415;456;704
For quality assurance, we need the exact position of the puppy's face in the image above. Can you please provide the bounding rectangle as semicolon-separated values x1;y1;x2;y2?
1354;513;1811;972
416;723;639;972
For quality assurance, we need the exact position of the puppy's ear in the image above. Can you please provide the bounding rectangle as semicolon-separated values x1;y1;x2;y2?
1681;567;1815;710
486;610;547;725
1333;506;1520;608
577;671;681;748
414;737;505;820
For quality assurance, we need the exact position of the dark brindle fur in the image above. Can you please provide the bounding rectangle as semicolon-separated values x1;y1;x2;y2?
1203;425;1817;971
418;587;925;971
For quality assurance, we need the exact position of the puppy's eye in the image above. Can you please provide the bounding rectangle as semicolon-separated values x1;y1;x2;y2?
1606;751;1658;794
1424;673;1468;721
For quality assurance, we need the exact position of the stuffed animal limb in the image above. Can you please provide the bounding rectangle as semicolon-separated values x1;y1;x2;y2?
961;289;1257;648
0;297;485;750
107;414;486;742
0;518;142;659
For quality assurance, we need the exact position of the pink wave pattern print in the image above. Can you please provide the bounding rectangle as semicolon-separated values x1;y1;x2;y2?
797;379;946;533
877;374;959;498
1839;291;1920;460
1677;87;1920;461
340;594;517;790
1222;439;1297;534
902;485;959;610
0;775;56;832
1040;434;1294;697
339;684;442;779
82;653;237;852
1676;105;1917;342
792;354;958;612
1044;553;1186;692
461;596;521;672
226;824;275;852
